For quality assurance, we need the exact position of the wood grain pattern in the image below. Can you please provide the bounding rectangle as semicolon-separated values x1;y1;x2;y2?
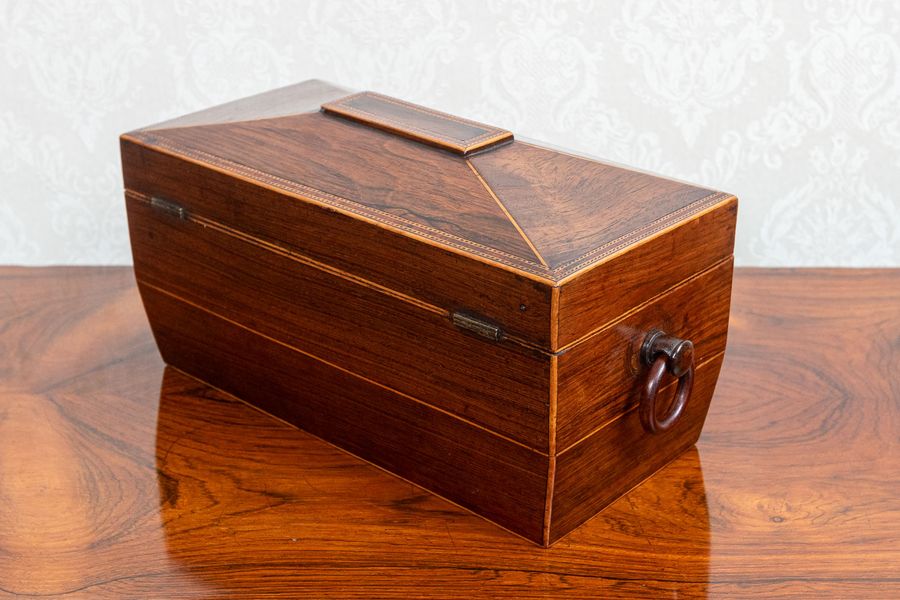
119;138;555;347
121;81;740;366
556;258;733;450
469;141;718;269
1;267;898;598
139;284;549;543
552;353;724;544
125;187;732;542
127;192;552;450
322;91;513;155
122;82;740;546
556;196;737;348
131;112;543;265
123;80;734;284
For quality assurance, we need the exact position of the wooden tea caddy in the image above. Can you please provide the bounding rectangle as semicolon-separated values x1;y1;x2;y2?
122;80;736;547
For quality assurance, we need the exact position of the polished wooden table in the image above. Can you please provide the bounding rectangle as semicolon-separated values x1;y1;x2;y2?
1;267;897;599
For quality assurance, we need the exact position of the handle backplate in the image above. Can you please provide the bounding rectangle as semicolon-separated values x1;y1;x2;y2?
639;330;695;434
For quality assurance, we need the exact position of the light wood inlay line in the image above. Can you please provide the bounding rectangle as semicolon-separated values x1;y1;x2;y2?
556;352;726;457
122;134;557;283
543;354;559;546
126;190;553;356
550;286;560;351
466;159;549;269
555;255;734;354
138;278;550;457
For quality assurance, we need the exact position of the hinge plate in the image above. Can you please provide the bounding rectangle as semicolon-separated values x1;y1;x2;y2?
150;196;188;220
450;310;503;342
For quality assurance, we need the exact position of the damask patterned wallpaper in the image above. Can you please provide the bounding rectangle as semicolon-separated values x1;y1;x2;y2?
1;0;898;265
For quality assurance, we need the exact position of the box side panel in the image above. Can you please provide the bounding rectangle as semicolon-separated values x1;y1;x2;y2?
127;193;551;451
137;284;549;545
121;138;553;347
557;197;737;349
556;257;733;450
549;353;724;545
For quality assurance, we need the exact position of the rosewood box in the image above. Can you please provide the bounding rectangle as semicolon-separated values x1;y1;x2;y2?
122;80;737;547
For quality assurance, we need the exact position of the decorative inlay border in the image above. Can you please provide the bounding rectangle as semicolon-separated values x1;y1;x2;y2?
322;91;512;155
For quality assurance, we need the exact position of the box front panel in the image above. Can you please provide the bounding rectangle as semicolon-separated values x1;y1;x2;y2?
127;192;552;452
556;257;734;451
139;285;550;544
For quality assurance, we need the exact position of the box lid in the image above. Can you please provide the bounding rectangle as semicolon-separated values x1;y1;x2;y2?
121;80;735;351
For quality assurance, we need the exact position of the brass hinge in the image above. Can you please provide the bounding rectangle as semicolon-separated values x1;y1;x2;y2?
150;196;188;220
450;310;503;342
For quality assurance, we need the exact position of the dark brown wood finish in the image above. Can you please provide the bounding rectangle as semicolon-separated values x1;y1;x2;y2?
121;80;737;351
120;81;739;546
119;139;554;346
556;258;734;450
127;193;552;450
552;353;724;544
127;185;732;542
469;141;720;269
1;267;898;598
556;196;738;349
322;91;513;155
140;284;548;543
129;113;543;266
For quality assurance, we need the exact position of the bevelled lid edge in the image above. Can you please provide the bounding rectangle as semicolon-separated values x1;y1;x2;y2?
322;91;513;155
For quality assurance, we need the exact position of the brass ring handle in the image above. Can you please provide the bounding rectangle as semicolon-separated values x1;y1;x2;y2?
639;330;695;434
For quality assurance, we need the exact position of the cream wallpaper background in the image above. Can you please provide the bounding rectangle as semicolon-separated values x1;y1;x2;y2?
1;0;899;266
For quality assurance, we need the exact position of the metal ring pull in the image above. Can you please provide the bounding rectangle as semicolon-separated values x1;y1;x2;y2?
639;330;695;434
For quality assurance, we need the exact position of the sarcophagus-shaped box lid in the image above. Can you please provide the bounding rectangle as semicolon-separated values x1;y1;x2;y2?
121;80;736;353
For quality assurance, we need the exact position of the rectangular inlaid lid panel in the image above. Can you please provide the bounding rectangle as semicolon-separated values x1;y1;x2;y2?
321;91;513;155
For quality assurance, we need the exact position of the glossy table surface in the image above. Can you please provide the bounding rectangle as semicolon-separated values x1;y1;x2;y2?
0;267;898;599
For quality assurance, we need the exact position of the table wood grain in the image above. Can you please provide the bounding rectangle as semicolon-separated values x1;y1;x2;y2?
0;267;898;599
